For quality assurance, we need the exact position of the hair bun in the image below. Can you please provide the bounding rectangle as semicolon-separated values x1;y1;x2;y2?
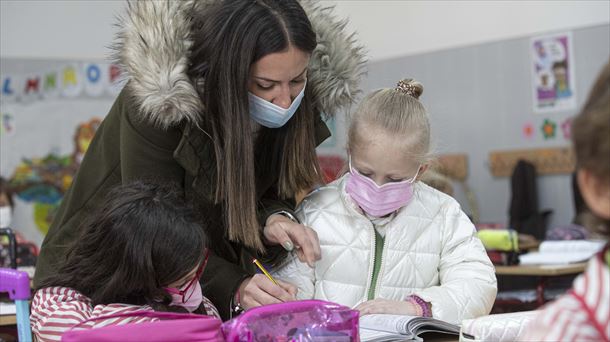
395;79;424;99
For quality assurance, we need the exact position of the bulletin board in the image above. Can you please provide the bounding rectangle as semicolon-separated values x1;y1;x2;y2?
1;58;122;245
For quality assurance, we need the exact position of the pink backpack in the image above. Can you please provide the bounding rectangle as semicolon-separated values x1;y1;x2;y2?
61;310;223;342
222;300;359;342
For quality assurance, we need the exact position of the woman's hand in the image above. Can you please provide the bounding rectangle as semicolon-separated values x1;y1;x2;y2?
354;299;419;316
263;213;321;267
238;274;297;309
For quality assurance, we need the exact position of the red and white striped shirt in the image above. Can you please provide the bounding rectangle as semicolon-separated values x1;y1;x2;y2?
30;286;220;342
522;249;610;342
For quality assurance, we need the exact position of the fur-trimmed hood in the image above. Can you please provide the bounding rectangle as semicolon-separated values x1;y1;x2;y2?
112;0;367;129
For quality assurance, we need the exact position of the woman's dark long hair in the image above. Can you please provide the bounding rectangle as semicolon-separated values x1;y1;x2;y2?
38;181;207;309
188;0;322;251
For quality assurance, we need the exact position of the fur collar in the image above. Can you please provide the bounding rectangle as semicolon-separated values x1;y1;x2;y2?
112;0;367;129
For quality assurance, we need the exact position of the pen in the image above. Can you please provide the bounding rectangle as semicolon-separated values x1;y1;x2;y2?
252;258;279;286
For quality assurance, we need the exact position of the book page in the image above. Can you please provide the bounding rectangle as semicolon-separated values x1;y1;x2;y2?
359;314;415;335
519;240;605;265
409;317;461;333
359;314;462;341
0;302;16;315
519;251;596;265
538;240;605;253
359;328;410;342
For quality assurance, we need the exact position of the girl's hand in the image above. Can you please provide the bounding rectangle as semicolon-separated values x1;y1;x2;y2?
263;214;321;267
238;274;297;309
354;299;419;316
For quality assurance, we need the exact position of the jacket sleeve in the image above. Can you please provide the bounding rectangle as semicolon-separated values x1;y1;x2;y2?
31;287;157;342
31;287;90;342
201;253;252;321
257;182;298;231
271;201;317;300
412;201;497;324
271;252;316;300
256;186;295;267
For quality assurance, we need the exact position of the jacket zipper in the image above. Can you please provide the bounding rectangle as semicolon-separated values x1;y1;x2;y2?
364;225;375;300
373;229;387;300
367;227;385;300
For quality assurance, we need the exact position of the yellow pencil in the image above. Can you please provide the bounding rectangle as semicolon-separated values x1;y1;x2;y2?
252;258;279;286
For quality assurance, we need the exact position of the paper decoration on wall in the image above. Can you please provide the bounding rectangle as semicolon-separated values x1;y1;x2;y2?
73;118;101;163
1;62;124;103
61;64;84;98
522;122;534;139
561;117;572;140
531;32;576;113
541;118;557;139
9;155;72;234
34;203;60;235
0;112;15;136
489;147;575;177
8;118;101;234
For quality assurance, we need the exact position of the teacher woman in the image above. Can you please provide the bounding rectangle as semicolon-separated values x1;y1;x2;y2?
33;0;365;320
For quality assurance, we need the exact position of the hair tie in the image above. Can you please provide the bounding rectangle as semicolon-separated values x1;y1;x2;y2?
395;79;417;97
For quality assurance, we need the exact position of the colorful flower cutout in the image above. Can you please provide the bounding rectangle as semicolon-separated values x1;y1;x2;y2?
523;123;534;139
541;118;557;139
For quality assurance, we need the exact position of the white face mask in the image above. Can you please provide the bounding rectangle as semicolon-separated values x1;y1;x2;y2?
0;206;12;228
248;83;306;128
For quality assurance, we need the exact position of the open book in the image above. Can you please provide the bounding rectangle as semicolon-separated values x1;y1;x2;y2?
519;239;605;265
359;314;471;342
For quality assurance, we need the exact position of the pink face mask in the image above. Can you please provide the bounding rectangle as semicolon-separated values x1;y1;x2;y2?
346;159;419;217
165;250;208;313
166;279;203;313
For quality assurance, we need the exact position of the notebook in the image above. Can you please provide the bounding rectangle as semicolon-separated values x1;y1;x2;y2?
0;302;17;315
359;314;471;342
519;239;605;265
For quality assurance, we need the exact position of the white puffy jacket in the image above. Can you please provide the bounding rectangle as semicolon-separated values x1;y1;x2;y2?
273;174;497;324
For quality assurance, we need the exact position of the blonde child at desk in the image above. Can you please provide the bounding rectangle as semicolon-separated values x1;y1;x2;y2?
522;62;610;341
273;79;497;324
30;181;219;342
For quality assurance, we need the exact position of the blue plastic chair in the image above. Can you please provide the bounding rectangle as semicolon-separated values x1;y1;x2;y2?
0;268;32;342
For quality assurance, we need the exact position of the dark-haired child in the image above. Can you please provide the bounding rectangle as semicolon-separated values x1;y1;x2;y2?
31;181;219;341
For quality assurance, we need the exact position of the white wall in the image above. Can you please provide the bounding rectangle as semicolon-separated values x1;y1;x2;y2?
1;0;123;60
331;1;610;61
2;0;609;61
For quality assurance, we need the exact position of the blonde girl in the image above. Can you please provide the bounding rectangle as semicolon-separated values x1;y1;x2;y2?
275;79;497;324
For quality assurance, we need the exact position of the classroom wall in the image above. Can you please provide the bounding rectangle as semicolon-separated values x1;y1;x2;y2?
2;1;609;236
0;0;121;60
331;0;610;61
2;1;608;61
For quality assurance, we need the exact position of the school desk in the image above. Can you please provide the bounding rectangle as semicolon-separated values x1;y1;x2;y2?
0;311;16;326
495;262;587;307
